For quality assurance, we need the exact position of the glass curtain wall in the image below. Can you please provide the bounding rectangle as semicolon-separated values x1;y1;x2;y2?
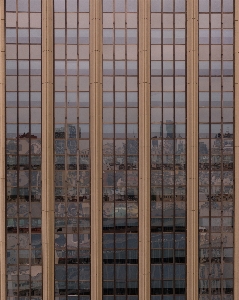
102;0;139;298
4;0;237;299
54;0;91;298
6;0;43;298
150;0;187;299
198;0;234;299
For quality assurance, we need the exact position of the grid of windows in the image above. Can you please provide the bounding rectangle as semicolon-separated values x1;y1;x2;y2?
150;0;186;299
5;0;42;298
3;0;238;298
198;0;234;298
102;0;139;298
54;0;91;298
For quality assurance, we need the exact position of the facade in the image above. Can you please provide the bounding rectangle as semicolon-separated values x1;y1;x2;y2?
0;0;238;299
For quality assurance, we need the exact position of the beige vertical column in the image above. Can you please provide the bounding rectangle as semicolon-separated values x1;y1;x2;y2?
90;0;103;299
0;1;6;298
42;0;55;298
187;0;199;299
234;0;239;298
139;0;151;299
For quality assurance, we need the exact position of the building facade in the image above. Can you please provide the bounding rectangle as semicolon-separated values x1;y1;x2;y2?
0;0;238;299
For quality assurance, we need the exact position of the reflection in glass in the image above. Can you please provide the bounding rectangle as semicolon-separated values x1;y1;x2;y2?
198;0;234;298
103;0;139;297
150;0;186;298
54;0;91;297
6;0;43;297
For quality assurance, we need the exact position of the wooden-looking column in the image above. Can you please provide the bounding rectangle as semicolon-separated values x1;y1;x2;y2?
234;0;239;298
42;0;55;298
187;0;199;298
139;0;151;299
90;0;103;299
0;1;6;298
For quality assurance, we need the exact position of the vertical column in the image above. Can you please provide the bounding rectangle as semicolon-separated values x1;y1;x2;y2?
139;0;150;299
235;0;239;298
42;0;55;298
0;0;5;298
187;0;198;299
90;0;102;299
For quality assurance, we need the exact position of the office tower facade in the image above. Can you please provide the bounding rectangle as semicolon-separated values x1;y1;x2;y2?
0;0;238;299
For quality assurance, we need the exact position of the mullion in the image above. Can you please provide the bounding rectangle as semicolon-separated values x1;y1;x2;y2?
125;0;128;297
173;1;176;296
64;1;68;296
76;0;80;296
113;1;116;296
28;0;32;292
160;0;164;295
16;0;20;293
220;0;223;296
